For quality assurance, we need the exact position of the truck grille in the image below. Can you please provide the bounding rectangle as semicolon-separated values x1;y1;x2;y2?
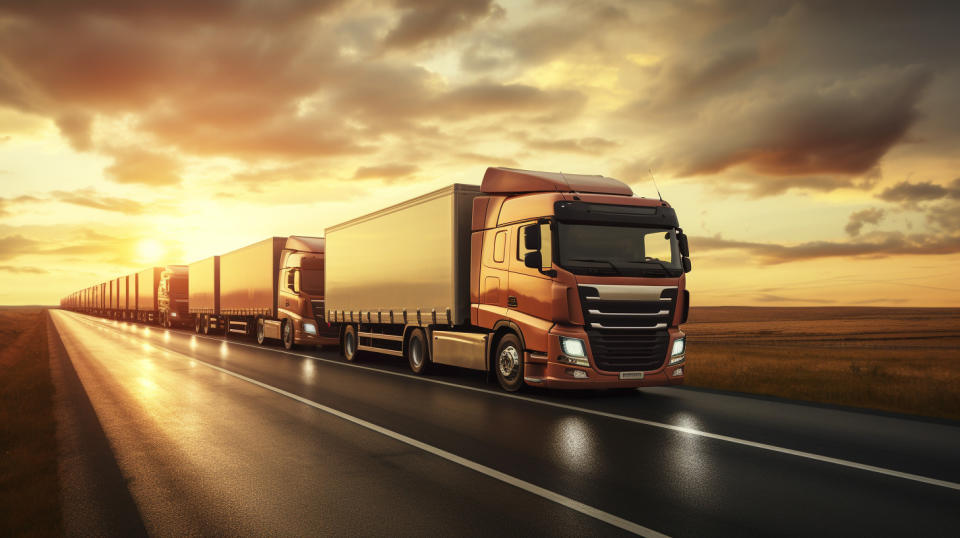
579;285;677;372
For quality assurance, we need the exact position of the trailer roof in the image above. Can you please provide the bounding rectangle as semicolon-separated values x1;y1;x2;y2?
481;167;633;196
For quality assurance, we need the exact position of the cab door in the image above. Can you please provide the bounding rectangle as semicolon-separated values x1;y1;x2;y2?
477;227;510;329
507;221;555;352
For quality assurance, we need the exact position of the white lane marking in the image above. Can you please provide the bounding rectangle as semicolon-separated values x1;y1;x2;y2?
67;311;960;493
57;312;665;537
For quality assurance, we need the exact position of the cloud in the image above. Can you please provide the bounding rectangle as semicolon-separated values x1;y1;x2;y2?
104;147;182;186
54;111;94;151
353;163;419;181
524;136;619;155
877;178;960;204
674;68;932;177
753;293;834;304
845;208;885;237
0;264;47;274
50;188;148;215
0;195;42;217
691;232;960;265
0;234;39;261
383;0;500;50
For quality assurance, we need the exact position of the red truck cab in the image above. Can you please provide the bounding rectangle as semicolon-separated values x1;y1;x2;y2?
472;168;690;390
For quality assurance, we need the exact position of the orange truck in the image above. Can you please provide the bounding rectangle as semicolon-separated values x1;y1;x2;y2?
325;167;690;391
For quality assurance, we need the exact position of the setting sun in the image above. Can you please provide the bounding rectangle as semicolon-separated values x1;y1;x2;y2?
136;239;164;263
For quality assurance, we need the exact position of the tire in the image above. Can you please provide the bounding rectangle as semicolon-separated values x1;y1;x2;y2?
202;315;210;335
342;324;359;361
256;317;266;345
494;333;524;392
406;328;430;375
282;320;295;350
195;316;201;334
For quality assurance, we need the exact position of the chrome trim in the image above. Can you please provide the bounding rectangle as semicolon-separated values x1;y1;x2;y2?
587;309;670;317
589;322;668;330
579;284;676;302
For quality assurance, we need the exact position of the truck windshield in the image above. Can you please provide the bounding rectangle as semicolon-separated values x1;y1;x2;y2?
556;223;682;277
301;269;324;294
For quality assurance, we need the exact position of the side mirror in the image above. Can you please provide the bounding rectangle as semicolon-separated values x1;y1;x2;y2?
682;257;692;273
524;251;542;270
524;224;541;251
677;230;689;258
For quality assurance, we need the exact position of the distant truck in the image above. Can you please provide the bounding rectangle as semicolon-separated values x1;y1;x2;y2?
135;267;163;323
188;236;339;349
325;167;691;391
158;265;188;328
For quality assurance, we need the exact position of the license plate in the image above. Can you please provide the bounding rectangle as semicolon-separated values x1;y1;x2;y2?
619;371;644;380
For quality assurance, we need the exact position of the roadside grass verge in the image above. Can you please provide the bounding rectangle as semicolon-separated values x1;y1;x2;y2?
0;308;62;535
683;307;960;421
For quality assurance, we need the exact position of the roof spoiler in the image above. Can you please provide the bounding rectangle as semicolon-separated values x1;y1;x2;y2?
480;167;632;196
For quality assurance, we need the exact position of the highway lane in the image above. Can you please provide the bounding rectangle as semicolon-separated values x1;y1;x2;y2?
51;310;960;536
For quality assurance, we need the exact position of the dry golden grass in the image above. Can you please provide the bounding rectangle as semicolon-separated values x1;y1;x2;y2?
683;307;960;421
0;308;62;535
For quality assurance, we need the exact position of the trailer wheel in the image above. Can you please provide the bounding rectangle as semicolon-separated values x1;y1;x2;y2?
282;320;295;350
202;315;210;335
494;333;524;392
195;316;201;334
342;324;359;361
256;317;266;345
406;328;430;375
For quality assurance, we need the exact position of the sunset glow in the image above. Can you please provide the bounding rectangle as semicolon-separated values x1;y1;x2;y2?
1;1;958;306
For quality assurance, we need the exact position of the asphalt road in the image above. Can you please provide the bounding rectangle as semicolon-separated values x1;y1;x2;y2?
49;310;960;537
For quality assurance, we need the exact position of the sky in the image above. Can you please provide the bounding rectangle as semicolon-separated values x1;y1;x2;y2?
1;0;959;307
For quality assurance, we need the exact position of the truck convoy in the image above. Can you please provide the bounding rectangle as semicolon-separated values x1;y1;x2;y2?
60;167;690;392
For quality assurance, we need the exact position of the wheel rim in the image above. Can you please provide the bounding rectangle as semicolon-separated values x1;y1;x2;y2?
410;337;424;368
345;331;355;357
498;345;520;380
257;320;264;342
284;323;291;345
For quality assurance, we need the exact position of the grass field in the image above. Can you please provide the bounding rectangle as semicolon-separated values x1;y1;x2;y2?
683;307;960;421
0;307;62;535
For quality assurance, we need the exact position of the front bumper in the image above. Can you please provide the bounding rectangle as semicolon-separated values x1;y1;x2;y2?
524;326;686;389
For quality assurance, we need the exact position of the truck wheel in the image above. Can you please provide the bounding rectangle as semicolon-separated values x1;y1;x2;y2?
256;317;266;345
494;333;524;392
282;320;295;350
342;325;359;361
194;316;201;334
202;315;210;335
406;328;430;375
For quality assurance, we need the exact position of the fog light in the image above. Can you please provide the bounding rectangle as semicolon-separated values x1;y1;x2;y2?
673;367;684;376
170;312;177;317
566;368;588;379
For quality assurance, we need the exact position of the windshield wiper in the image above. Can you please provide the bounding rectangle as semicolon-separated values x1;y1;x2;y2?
567;258;621;275
627;258;675;275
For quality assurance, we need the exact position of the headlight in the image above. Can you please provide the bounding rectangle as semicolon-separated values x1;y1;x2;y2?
558;336;590;367
670;337;685;364
303;322;317;336
560;336;586;357
170;312;177;317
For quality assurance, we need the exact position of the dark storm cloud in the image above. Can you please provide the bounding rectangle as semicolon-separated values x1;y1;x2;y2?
691;232;960;265
845;208;885;237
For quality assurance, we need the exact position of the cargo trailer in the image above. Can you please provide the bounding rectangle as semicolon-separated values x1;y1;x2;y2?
135;267;163;323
